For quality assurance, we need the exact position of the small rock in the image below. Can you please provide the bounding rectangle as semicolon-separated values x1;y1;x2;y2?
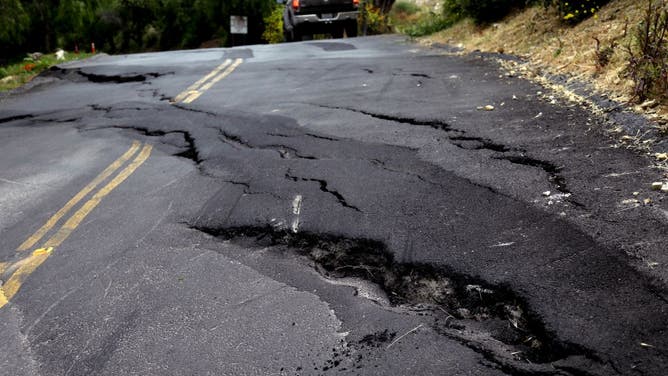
662;184;668;193
621;199;640;205
27;52;43;61
632;191;640;196
640;99;658;109
542;191;551;197
643;198;652;205
456;308;471;318
476;105;495;111
655;152;668;161
651;182;664;190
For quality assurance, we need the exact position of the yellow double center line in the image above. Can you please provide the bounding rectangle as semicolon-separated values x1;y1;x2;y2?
172;58;244;104
0;141;152;308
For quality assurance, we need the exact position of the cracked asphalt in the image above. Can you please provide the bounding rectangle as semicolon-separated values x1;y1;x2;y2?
0;35;667;375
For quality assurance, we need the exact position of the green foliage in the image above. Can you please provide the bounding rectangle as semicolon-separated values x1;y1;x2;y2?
403;13;453;37
0;0;30;56
625;0;668;102
362;3;390;35
0;51;94;91
392;1;420;15
0;0;279;60
262;5;284;44
439;0;540;25
441;0;465;23
459;0;527;24
553;0;609;23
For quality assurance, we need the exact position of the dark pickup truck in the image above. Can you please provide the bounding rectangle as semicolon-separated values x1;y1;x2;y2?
282;0;359;41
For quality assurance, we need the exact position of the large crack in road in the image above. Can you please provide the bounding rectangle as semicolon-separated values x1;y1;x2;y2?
193;226;606;375
6;96;667;375
31;100;666;375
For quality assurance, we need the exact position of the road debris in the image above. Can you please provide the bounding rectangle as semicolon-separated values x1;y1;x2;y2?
477;105;495;111
386;324;424;349
651;182;665;191
490;242;515;247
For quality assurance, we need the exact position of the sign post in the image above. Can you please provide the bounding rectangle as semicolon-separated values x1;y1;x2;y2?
230;16;248;46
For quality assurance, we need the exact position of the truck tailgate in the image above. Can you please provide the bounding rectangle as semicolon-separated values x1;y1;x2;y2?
297;0;357;14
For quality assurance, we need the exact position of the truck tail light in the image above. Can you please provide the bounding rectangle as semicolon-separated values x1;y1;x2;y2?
353;0;359;6
292;0;300;10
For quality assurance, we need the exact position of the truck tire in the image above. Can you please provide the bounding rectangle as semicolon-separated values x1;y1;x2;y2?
285;28;302;42
345;21;358;38
331;26;344;39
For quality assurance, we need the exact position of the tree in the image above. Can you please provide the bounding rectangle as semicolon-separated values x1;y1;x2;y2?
0;0;30;58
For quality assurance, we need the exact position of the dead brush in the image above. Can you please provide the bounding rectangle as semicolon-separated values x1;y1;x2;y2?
593;23;627;72
625;0;668;103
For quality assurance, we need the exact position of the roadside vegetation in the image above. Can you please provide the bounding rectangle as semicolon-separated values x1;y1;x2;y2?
0;52;93;92
391;0;668;136
0;0;279;60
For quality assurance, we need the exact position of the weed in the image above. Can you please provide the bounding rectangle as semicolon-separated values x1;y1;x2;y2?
593;24;627;71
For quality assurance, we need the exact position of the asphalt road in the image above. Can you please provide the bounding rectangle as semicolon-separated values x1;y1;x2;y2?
1;35;667;375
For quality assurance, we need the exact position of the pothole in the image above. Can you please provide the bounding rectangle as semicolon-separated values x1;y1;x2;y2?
193;225;605;374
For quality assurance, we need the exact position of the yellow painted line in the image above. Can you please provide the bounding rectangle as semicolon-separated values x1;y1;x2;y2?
17;141;142;251
172;59;233;103
182;58;244;104
0;143;152;309
0;248;53;308
43;144;152;248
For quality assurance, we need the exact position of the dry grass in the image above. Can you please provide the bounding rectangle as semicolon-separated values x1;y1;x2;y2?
422;0;668;122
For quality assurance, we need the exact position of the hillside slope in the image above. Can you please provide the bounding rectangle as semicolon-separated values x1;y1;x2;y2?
422;0;666;128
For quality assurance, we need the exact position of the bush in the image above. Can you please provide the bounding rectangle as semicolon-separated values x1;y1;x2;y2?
553;0;610;23
461;0;529;23
392;1;420;15
625;0;668;102
262;5;284;44
362;4;390;34
440;0;539;25
403;14;453;37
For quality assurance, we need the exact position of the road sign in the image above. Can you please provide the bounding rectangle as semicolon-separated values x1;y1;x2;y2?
230;16;248;34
